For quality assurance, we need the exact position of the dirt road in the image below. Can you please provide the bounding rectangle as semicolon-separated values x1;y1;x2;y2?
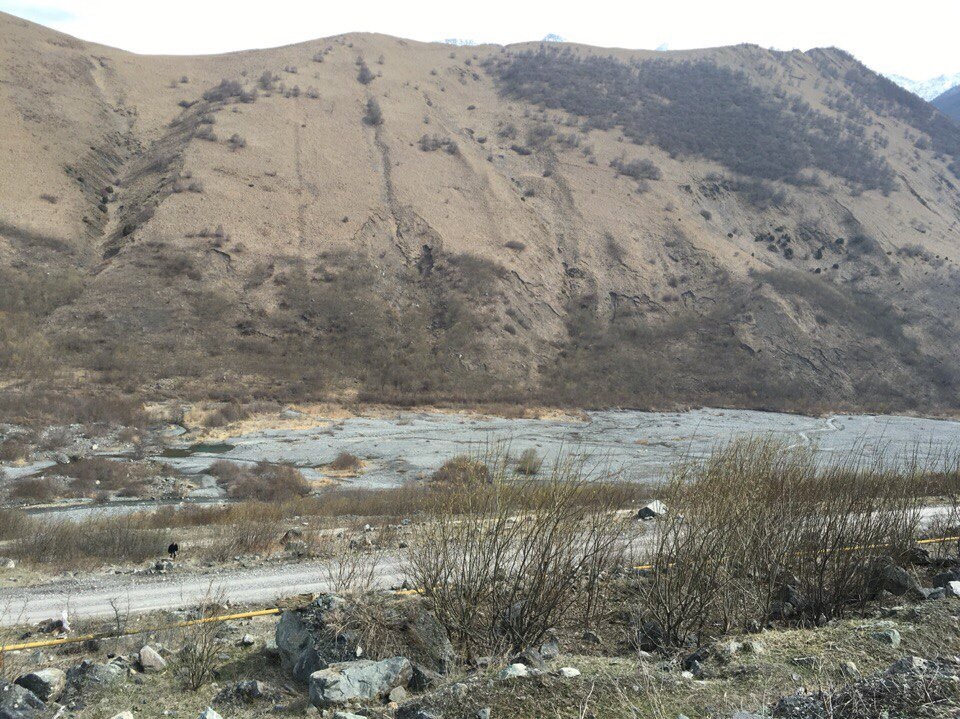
0;559;406;626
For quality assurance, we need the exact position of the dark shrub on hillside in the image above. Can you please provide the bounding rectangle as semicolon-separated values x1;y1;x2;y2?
431;455;491;486
203;79;244;102
485;49;897;192
610;155;661;181
363;98;383;126
419;134;459;154
357;60;375;85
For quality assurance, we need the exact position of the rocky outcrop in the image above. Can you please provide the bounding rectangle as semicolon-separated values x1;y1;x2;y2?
0;681;44;719
14;669;65;703
309;657;412;708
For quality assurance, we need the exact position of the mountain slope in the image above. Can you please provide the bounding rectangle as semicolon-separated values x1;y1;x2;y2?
934;85;960;122
2;12;960;416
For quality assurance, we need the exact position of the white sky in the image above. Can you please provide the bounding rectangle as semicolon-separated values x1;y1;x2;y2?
1;0;958;80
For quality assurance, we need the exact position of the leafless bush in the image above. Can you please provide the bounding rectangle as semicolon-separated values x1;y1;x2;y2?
329;452;362;472
633;439;923;648
228;134;247;151
321;538;384;594
227;463;311;502
8;477;59;503
175;586;228;690
515;448;543;476
407;455;630;660
430;455;490;487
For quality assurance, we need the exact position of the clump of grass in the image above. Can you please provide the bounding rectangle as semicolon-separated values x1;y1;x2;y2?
515;448;543;476
431;455;491;487
328;452;363;472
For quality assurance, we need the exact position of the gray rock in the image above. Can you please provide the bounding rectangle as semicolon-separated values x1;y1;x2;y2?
66;660;125;688
198;709;222;719
871;628;901;647
309;657;412;708
0;558;15;570
109;713;134;719
139;645;167;672
214;680;279;704
497;664;529;680
14;669;65;702
556;667;581;678
275;609;329;683
239;634;256;647
886;656;927;674
511;647;545;670
476;709;491;719
388;685;408;702
0;681;44;719
539;631;560;660
333;713;367;719
635;500;667;520
871;562;923;598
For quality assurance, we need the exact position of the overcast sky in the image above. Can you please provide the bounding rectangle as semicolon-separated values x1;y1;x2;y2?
1;0;957;80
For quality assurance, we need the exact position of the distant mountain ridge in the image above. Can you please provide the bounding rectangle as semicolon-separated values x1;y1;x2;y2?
933;85;960;122
887;72;960;100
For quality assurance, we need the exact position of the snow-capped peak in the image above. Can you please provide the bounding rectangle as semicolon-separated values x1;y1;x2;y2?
885;72;960;101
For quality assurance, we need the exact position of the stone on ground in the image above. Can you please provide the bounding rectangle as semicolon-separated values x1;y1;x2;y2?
309;657;412;708
139;645;167;672
14;668;66;702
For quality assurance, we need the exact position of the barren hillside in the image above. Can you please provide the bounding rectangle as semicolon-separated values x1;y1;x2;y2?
2;12;960;417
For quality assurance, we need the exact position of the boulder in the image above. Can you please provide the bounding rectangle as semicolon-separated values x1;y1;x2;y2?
497;664;529;680
138;645;167;673
14;669;65;703
635;500;667;520
214;680;280;704
409;664;442;691
511;647;545;670
0;681;44;719
871;628;901;647
539;630;560;661
887;656;927;674
275;609;332;683
309;657;412;708
277;595;454;684
66;660;126;689
933;569;960;588
870;562;923;599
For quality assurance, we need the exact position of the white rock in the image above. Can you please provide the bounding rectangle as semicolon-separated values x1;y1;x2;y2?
198;709;222;719
498;663;529;680
946;581;960;598
556;667;581;678
139;645;167;672
110;712;134;719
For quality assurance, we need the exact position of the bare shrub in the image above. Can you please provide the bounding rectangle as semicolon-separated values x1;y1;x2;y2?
175;586;228;690
407;456;630;660
430;455;490;487
222;462;312;502
633;439;923;648
329;452;362;472
8;477;59;503
0;438;29;462
227;134;247;151
610;155;662;182
515;448;543;476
